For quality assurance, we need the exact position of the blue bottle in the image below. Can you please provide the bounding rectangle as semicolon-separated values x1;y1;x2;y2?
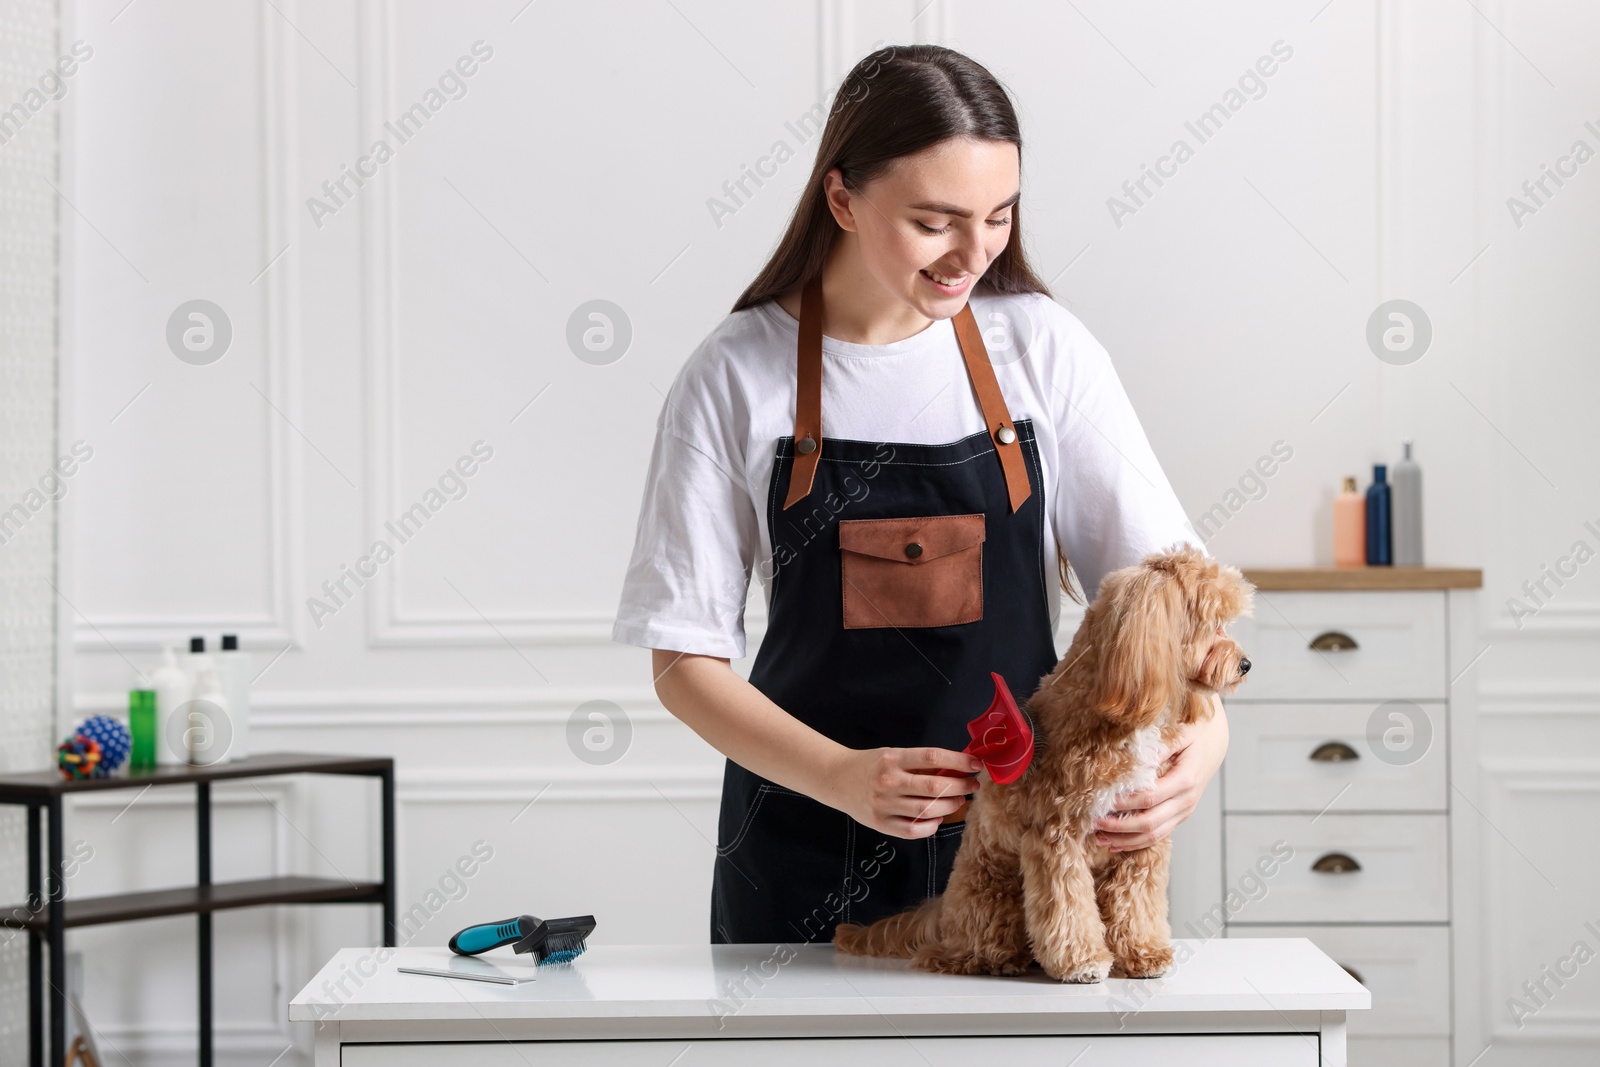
1365;464;1392;565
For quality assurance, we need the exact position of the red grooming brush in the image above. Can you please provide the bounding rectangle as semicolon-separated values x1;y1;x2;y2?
937;672;1035;823
963;672;1035;784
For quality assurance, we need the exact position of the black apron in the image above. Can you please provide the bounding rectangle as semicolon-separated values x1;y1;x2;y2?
710;277;1059;946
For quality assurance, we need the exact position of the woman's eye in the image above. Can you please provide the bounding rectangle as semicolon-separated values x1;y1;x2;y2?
914;216;1011;236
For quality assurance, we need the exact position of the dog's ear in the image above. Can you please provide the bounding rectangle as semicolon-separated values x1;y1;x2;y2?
1090;565;1190;726
1198;560;1256;624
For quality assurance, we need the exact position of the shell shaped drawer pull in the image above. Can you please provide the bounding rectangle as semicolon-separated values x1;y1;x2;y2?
1311;852;1362;874
1310;741;1360;763
1339;963;1365;985
1309;630;1359;651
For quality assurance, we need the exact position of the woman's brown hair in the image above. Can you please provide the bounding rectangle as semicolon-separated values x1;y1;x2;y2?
732;43;1083;604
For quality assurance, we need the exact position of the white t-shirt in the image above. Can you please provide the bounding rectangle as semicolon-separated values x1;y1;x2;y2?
611;286;1206;660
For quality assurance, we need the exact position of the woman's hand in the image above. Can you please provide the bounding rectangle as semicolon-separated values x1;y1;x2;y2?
823;746;983;839
1093;693;1229;851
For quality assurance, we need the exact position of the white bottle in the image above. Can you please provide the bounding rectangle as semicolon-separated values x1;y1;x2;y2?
188;667;231;765
216;634;251;761
151;647;191;767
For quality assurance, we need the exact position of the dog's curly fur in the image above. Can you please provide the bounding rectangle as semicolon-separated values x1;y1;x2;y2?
833;543;1256;983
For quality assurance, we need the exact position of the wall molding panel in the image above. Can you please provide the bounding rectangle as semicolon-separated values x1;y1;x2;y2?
1480;682;1600;717
1479;760;1600;1042
72;0;307;653
74;686;673;725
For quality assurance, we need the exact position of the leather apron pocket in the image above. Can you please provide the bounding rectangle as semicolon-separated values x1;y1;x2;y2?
838;513;985;629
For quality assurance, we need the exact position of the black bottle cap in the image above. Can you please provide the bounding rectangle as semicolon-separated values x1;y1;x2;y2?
221;634;238;651
190;636;206;653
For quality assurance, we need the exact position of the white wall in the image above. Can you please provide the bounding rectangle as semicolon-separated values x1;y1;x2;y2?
53;1;1600;1064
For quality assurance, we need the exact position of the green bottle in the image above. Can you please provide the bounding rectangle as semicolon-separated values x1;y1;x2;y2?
129;689;157;770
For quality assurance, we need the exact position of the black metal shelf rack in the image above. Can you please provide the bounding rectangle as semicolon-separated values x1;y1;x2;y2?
0;752;396;1067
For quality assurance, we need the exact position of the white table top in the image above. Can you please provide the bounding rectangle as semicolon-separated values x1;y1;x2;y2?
289;938;1367;1024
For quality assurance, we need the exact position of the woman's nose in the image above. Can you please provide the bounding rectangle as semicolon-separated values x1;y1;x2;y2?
954;234;988;273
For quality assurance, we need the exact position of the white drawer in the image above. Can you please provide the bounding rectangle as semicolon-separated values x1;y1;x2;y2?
1223;813;1449;923
1226;924;1450;1035
341;1035;1319;1066
1227;590;1446;701
1223;702;1447;812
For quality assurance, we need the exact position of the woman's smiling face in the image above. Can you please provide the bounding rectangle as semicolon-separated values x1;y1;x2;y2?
827;136;1020;317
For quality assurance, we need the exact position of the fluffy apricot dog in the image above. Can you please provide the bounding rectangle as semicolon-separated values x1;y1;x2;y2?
833;543;1255;983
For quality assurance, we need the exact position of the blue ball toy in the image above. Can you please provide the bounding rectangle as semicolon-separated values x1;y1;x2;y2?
76;714;132;776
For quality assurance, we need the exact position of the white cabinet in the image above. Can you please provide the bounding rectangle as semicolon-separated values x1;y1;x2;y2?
291;941;1365;1065
1226;924;1451;1036
1187;568;1482;1067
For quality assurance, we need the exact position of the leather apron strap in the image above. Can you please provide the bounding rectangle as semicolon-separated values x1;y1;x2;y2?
782;275;1032;514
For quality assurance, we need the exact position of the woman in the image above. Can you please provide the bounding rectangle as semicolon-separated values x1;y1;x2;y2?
611;44;1228;946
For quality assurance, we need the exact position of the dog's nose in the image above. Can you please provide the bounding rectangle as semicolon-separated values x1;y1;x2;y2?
1239;658;1251;675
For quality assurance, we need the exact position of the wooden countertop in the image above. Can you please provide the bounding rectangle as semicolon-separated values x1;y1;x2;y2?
1240;565;1482;591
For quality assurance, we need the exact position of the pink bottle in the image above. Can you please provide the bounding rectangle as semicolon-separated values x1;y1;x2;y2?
1333;476;1365;566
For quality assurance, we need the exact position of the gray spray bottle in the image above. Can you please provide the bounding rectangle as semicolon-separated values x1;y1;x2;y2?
1392;438;1423;566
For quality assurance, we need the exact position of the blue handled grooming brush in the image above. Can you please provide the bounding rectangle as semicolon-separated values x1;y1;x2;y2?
448;914;596;964
449;915;536;956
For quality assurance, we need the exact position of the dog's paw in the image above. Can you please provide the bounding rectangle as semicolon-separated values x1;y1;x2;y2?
912;945;1034;977
911;945;978;975
1041;951;1113;984
910;950;961;975
1110;942;1174;979
988;951;1035;977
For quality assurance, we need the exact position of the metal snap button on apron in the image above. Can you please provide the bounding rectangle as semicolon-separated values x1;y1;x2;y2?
904;542;923;558
996;425;1016;445
797;434;817;454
